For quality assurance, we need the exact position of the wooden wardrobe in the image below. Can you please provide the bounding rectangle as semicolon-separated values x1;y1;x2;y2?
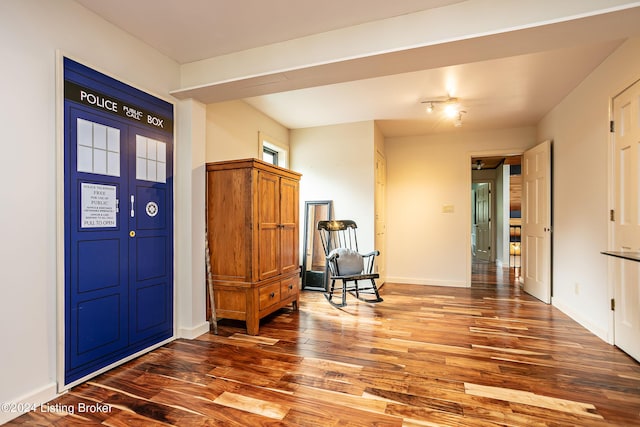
206;158;301;335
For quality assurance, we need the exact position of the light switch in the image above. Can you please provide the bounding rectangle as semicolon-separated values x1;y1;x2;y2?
442;204;455;213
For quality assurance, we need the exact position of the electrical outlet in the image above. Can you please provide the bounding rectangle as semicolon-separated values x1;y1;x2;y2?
574;283;580;295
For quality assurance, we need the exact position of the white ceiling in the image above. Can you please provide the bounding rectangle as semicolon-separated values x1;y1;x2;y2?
75;1;640;136
75;0;467;63
244;41;622;136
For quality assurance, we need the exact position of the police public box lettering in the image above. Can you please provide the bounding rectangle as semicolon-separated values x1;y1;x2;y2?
63;57;173;387
64;81;173;132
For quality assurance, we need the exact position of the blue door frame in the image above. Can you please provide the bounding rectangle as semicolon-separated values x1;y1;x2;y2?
63;58;174;386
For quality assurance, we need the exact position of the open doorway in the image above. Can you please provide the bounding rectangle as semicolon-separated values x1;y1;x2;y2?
470;155;522;286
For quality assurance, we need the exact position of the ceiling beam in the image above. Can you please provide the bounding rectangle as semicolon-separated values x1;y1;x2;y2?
171;1;640;103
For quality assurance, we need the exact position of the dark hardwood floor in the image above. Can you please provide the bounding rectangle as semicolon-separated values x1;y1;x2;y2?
8;265;640;426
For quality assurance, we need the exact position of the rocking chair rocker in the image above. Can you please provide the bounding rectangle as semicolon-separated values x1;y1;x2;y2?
317;220;384;307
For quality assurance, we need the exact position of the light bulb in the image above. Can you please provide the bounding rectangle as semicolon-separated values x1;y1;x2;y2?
444;104;459;118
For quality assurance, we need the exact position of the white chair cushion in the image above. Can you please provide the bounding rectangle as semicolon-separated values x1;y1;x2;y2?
329;248;364;275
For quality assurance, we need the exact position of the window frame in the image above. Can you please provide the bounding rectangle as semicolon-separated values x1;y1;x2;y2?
258;131;288;168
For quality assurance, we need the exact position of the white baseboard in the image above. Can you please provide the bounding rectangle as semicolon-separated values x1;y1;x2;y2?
385;276;469;288
0;382;59;425
552;298;611;344
178;321;210;339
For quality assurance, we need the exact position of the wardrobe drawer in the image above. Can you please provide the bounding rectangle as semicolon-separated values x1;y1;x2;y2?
281;276;297;300
259;282;281;310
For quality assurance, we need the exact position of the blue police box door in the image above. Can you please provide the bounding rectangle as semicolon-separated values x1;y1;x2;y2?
63;58;173;386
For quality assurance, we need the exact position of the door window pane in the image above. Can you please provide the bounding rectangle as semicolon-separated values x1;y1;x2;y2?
135;135;166;183
76;118;120;177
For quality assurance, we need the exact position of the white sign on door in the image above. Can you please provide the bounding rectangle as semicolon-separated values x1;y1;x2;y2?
81;183;117;228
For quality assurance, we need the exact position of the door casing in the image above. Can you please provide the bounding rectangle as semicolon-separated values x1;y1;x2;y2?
467;150;527;286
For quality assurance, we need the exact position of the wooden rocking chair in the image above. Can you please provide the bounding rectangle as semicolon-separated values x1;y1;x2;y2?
317;220;384;307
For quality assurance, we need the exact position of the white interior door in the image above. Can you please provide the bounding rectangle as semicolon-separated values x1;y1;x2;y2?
475;183;491;261
612;79;640;361
522;140;551;303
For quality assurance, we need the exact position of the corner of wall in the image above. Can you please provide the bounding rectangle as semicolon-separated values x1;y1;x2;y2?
175;99;207;335
0;383;58;425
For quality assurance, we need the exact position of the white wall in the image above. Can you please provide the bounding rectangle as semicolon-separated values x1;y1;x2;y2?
0;1;183;422
206;100;289;162
538;36;640;342
385;127;536;286
175;99;208;339
291;121;377;253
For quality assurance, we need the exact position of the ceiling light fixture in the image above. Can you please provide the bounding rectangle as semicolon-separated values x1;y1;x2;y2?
421;96;458;112
421;97;465;125
420;96;458;108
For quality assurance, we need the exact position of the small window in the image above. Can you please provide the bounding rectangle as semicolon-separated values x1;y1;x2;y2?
263;146;278;166
259;131;287;168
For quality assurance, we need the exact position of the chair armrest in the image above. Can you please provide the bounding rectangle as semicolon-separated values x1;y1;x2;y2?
361;250;379;274
361;250;380;258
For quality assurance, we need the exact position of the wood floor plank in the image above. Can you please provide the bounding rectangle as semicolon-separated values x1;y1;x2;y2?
213;391;289;419
7;264;640;426
464;382;603;419
294;384;389;413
